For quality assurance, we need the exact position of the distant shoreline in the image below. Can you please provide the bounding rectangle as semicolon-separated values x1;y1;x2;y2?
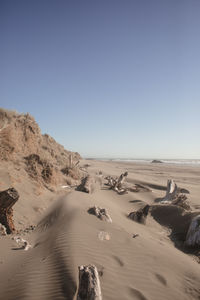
84;158;200;166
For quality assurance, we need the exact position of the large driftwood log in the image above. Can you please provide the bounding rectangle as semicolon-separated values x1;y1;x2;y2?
0;188;19;234
77;175;95;193
128;204;150;224
185;215;200;247
105;172;128;194
161;179;178;203
88;206;112;223
77;265;102;300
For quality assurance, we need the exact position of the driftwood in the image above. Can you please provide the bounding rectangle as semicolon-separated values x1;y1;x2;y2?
185;215;200;247
0;223;7;235
88;206;112;223
128;204;150;224
171;194;190;211
77;265;102;300
132;234;139;238
77;175;95;193
105;176;116;186
105;172;128;194
159;179;191;210
69;154;80;169
61;154;80;179
0;188;19;234
128;184;152;193
161;179;178;203
13;236;32;250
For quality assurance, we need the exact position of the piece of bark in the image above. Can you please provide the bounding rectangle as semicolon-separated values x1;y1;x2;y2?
128;204;150;224
185;215;200;247
77;175;95;193
160;179;178;203
0;188;19;234
88;206;112;223
77;265;102;300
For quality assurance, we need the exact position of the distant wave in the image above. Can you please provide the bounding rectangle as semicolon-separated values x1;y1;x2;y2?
95;158;200;166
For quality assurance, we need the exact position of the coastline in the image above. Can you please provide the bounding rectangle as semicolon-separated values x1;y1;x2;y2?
0;158;200;299
85;158;200;166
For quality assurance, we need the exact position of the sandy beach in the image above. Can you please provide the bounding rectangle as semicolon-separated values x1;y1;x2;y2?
2;1;200;299
0;159;200;300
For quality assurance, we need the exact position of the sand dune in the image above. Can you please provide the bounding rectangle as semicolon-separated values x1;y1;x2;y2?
0;160;200;299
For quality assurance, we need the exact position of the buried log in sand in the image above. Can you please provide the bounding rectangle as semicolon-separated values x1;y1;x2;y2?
77;265;102;300
128;204;150;224
0;187;19;234
185;215;200;247
88;206;112;223
77;175;95;193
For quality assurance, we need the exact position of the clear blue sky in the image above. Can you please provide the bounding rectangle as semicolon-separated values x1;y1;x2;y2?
1;0;200;158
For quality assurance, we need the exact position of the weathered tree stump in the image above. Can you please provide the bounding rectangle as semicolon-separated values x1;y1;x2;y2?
159;180;191;211
77;175;95;193
77;265;102;300
161;179;178;203
0;188;19;234
185;215;200;247
88;206;112;223
128;204;150;224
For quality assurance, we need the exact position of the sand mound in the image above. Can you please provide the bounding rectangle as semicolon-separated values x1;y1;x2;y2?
1;187;200;300
1;127;200;299
0;108;83;231
151;205;200;241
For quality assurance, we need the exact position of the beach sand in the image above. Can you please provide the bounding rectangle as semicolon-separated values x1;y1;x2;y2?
0;159;200;300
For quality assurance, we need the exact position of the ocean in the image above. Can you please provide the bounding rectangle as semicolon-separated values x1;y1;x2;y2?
91;158;200;166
